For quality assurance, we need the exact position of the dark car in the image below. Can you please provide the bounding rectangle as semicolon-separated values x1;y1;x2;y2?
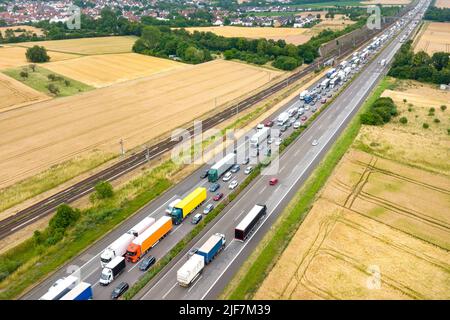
139;256;156;271
213;192;224;201
230;164;240;173
200;170;209;179
301;116;308;121
264;120;274;127
111;282;129;300
209;183;220;192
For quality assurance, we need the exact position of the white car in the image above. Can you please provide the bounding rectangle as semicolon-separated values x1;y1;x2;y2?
256;123;264;130
275;138;283;146
222;171;232;182
304;105;310;111
229;180;238;190
312;139;319;146
293;121;301;129
267;138;273;144
244;166;253;174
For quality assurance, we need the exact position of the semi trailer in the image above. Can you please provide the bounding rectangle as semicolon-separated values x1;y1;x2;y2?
277;112;289;126
250;127;270;148
39;275;79;300
208;153;236;182
171;187;207;225
60;282;93;300
196;233;226;264
235;204;267;242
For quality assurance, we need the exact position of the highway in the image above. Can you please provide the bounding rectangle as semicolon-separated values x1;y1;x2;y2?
136;1;428;301
21;0;427;300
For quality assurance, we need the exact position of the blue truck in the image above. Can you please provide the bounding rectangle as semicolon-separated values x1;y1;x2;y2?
60;282;93;300
196;233;226;264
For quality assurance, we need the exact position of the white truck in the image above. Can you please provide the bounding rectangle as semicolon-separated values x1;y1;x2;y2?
277;112;290;126
380;59;386;66
208;153;236;182
177;254;205;287
100;216;155;267
339;60;348;69
321;78;330;89
40;275;79;300
343;67;352;77
299;90;309;100
250;127;270;148
99;256;126;286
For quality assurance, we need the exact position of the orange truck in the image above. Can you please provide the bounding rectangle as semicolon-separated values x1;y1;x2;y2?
125;216;172;263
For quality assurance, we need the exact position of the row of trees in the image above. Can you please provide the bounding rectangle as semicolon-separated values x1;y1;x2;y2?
388;40;450;84
360;97;398;126
424;5;450;22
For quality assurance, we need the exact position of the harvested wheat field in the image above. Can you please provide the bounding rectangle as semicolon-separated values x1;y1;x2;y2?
0;60;282;188
0;25;44;37
11;36;138;55
43;53;187;88
184;26;312;45
0;45;79;70
435;0;450;8
361;0;412;4
255;150;450;300
0;73;50;112
414;22;450;54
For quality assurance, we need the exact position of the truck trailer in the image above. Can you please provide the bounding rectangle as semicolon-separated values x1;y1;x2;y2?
60;282;93;300
100;216;155;267
171;187;207;225
40;275;79;300
177;254;205;287
250;127;270;148
99;256;126;286
277;112;289;126
321;78;330;89
126;216;173;262
208;153;236;182
235;204;267;242
196;233;226;264
299;90;309;100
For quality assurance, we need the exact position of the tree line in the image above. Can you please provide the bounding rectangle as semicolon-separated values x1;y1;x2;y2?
424;4;450;22
388;40;450;85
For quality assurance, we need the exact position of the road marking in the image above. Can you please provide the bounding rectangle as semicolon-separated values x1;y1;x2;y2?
224;239;235;251
10;213;44;231
171;223;183;234
162;283;177;299
259;185;267;195
233;210;246;222
188;275;203;293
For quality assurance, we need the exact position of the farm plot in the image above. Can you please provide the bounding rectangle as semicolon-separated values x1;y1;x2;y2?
255;150;450;300
414;22;450;54
435;0;450;8
43;53;187;88
184;26;313;45
10;36;138;55
0;60;283;189
0;73;49;112
361;0;412;4
0;25;44;37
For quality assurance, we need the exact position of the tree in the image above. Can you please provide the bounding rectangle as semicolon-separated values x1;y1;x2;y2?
399;117;408;124
49;204;80;231
272;56;300;71
29;64;36;72
441;105;447;111
25;45;50;63
412;50;431;67
94;181;114;199
432;52;449;71
47;83;59;95
423;123;429;129
64;79;71;87
184;46;205;64
141;26;161;49
19;70;28;80
47;74;57;81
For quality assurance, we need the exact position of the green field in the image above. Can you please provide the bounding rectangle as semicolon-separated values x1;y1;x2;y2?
2;65;93;97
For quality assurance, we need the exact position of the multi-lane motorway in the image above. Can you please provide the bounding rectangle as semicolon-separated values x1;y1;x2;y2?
22;0;428;300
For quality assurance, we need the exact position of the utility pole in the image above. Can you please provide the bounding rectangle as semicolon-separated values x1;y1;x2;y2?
119;138;124;156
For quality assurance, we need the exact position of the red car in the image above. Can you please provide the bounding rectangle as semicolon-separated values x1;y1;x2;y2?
264;120;274;127
213;192;224;201
300;116;308;121
269;178;279;186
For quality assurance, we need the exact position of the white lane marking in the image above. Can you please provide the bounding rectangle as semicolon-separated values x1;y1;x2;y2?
188;275;203;293
233;210;246;222
294;149;301;156
224;239;235;251
259;185;267;195
171;223;183;234
11;213;44;231
162;283;177;299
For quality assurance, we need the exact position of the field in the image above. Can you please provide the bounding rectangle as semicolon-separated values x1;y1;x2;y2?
255;80;450;300
361;0;412;4
0;60;282;189
414;22;450;54
435;0;450;8
42;53;187;88
184;26;313;45
0;72;49;112
10;36;138;55
0;45;79;70
0;25;44;37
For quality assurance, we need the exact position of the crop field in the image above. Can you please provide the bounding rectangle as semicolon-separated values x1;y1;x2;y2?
255;80;450;300
0;45;79;70
10;36;138;55
184;26;313;45
414;22;450;54
43;53;187;88
435;0;450;8
0;73;49;112
0;60;282;189
0;25;44;37
361;0;412;4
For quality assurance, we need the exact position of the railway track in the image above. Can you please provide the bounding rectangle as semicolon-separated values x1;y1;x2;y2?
0;22;394;240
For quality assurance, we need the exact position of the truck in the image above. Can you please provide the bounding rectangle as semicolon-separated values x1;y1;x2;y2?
304;95;313;104
177;254;205;287
100;216;155;267
299;90;309;100
380;59;386;66
100;256;126;286
165;198;182;215
235;204;267;242
250;127;270;148
330;77;339;88
277;111;289;126
343;67;352;77
326;68;336;78
40;275;79;300
60;282;93;300
321;78;330;89
171;187;207;225
196;233;226;264
208;153;236;182
126;216;173;262
339;60;348;69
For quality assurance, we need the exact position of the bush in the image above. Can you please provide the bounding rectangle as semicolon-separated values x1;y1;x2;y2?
360;97;397;126
49;204;80;231
360;111;384;125
423;123;429;129
19;70;28;79
94;181;114;199
434;118;440;123
399;117;408;124
429;107;435;113
447;128;450;135
47;83;59;95
25;45;50;63
441;105;447;111
272;56;300;71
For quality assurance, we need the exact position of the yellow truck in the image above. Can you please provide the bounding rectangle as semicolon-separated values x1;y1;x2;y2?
171;187;207;225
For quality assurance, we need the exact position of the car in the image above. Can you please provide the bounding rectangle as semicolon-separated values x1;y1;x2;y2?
267;137;273;144
304;105;310;111
242;157;250;165
188;247;198;257
269;178;279;186
203;203;214;214
280;125;288;132
293;121;301;129
256;123;264;130
111;282;129;300
289;118;296;125
264;120;274;127
230;164;240;173
229;180;238;190
222;171;232;182
301;116;308;121
327;93;333;98
312;139;319;146
213;192;224;201
275;138;283;146
244;166;253;174
311;107;317;112
139;256;156;272
200;170;209;179
191;213;203;224
286;120;292;128
209;183;220;192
